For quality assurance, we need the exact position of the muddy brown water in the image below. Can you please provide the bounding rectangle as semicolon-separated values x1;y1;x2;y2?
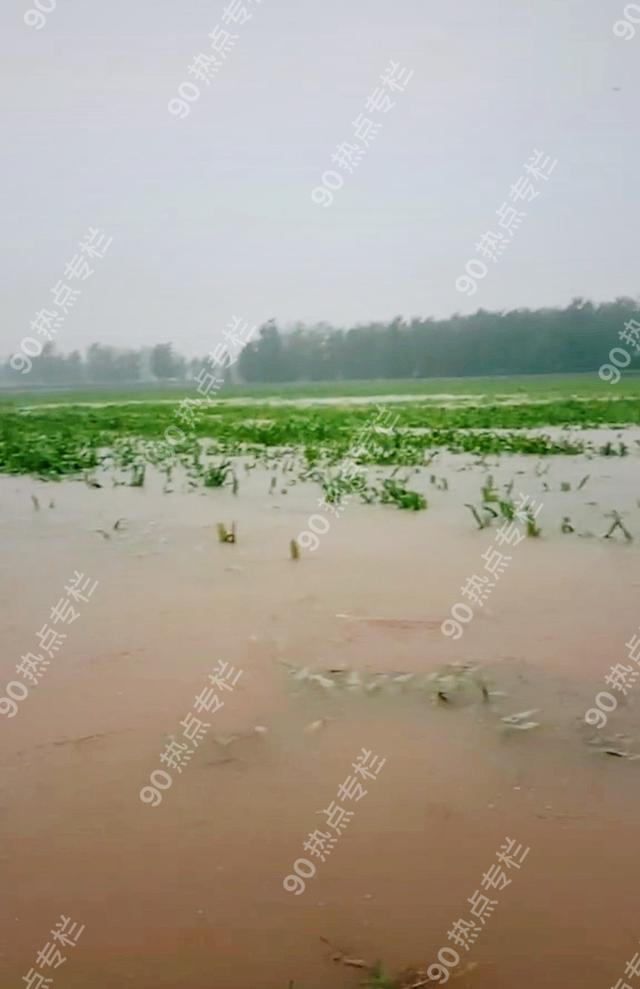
1;447;640;988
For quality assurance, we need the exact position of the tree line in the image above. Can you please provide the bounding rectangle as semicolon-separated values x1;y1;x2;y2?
0;342;199;388
2;298;638;388
237;299;640;381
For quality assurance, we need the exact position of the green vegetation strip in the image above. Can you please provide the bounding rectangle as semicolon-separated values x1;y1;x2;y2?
0;396;635;481
3;372;640;406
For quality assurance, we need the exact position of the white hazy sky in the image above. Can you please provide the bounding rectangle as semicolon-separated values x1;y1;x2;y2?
0;0;637;356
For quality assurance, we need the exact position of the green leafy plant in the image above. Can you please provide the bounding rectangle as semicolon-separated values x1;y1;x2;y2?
524;511;541;537
203;461;231;487
466;503;497;529
380;479;426;511
363;962;394;989
481;474;498;503
322;473;360;504
498;498;515;521
130;464;145;487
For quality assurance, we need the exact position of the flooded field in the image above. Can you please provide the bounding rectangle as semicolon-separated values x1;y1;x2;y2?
2;434;640;989
4;0;639;972
18;392;639;410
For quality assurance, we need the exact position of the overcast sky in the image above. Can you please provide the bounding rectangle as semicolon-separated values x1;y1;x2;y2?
0;0;637;356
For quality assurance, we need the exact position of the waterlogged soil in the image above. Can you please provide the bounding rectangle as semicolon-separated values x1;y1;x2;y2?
2;450;640;989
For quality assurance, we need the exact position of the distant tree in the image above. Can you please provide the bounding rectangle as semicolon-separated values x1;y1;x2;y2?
150;343;184;380
87;343;117;383
115;350;142;381
187;357;202;380
64;351;84;384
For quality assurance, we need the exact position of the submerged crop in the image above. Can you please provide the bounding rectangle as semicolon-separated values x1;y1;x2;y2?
0;394;636;484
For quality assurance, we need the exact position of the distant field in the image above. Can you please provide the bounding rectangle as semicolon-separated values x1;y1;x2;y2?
2;372;640;406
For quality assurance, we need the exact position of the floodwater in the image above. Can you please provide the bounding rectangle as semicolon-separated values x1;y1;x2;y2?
19;390;633;410
2;446;640;989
